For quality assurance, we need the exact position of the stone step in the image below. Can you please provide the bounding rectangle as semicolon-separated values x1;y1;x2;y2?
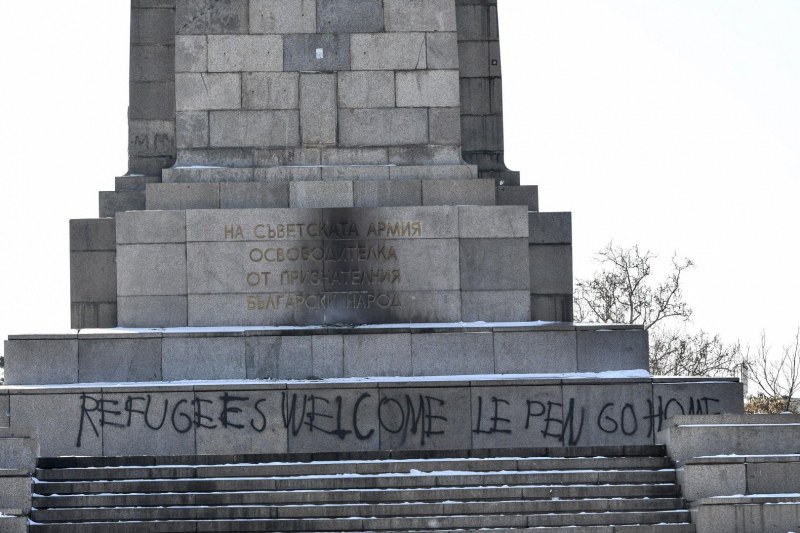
31;497;686;522
34;482;681;509
34;455;671;481
33;469;677;495
27;510;692;531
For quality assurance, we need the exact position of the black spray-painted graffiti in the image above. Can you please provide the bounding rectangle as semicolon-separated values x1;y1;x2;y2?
75;391;722;449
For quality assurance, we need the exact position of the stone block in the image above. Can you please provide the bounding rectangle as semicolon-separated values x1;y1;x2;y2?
4;339;78;386
243;72;299;110
284;33;350;72
388;146;462;166
422;179;494;205
175;0;248;34
290;181;354;208
208;35;283;72
78;338;163;383
576;329;649;372
0;477;31;513
116;210;186;244
128;155;175;177
255;147;322;167
384;0;457;31
115;175;161;192
351;33;426;70
10;393;102;456
175;73;241;111
679;463;746;502
396;70;460;107
497;185;539;211
460;238;530;291
458;40;488;78
321;165;391;180
562;381;654;447
0;430;37;472
131;8;174;45
194;389;288;455
246;336;313;380
175;147;254;168
176;111;209;148
317;0;384;33
70;256;117;304
71;303;118;330
459;205;528;238
128;119;175;156
429;107;461;144
175;35;207;72
748;461;800;494
70;219;116;251
471;384;564;449
494;331;578;375
344;334;412;377
249;0;316;33
129;81;175;120
254;166;321;182
338;71;395;108
165;165;255;183
379;386;471;450
529;244;573;294
301;74;337;146
220;182;290;208
130;44;175;82
322;147;388;165
210;110;300;147
117;243;187;296
426;32;459;69
411;332;494;376
118;296;188;327
163;337;246;381
652;381;744;435
286;386;380;453
531;294;573;323
354;180;422;207
460;77;491;115
312;335;344;378
461;291;530;323
145;183;219;211
101;390;197;456
0;395;8;427
98;191;146;217
0;516;26;533
529;212;572;245
340;109;428;147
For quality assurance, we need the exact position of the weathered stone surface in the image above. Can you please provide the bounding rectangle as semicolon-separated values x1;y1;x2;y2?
459;205;528;238
679;463;746;502
101;390;197;456
128;119;176;156
284;33;350;72
343;334;412;377
220;182;290;208
300;74;337;146
461;291;530;323
379;386;471;450
185;208;322;242
194;389;288;455
322;147;388;165
163;337;246;381
426;32;459;69
246;336;313;380
69;219;116;251
384;0;457;32
78;338;162;383
460;238;529;291
176;111;209;148
321;165;391;181
0;477;31;514
396;70;460;107
576;329;649;372
312;334;344;378
131;7;174;45
176;0;248;35
243;72;299;110
350;33;426;70
71;303;118;330
210;110;300;148
338;71;395;108
117;244;187;296
529;244;573;294
497;185;539;211
289;180;353;207
129;81;175;119
175;35;207;72
531;294;573;323
70;251;117;302
340;108;428;147
117;296;188;327
255;147;322;167
10;393;102;456
422;179;494;205
98;191;146;218
249;0;317;34
494;331;578;374
652;381;744;435
529;212;572;244
175;73;241;111
748;460;800;494
4;340;78;386
117;210;187;244
353;180;422;207
207;35;283;72
0;394;8;428
257;166;322;181
429;107;461;144
411;332;494;376
130;44;175;82
0;429;37;472
317;0;384;33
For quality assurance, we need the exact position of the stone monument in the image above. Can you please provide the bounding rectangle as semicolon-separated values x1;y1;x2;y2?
3;0;742;480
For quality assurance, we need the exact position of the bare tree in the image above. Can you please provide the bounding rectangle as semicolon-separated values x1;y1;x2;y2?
575;243;741;377
747;329;800;412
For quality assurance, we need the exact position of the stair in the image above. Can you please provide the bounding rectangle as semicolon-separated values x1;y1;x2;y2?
30;447;694;532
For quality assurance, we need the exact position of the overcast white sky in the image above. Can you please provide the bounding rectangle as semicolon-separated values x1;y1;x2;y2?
0;2;798;355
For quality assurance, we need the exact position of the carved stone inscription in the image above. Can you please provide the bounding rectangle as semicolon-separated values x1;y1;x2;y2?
185;208;462;325
71;383;734;455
